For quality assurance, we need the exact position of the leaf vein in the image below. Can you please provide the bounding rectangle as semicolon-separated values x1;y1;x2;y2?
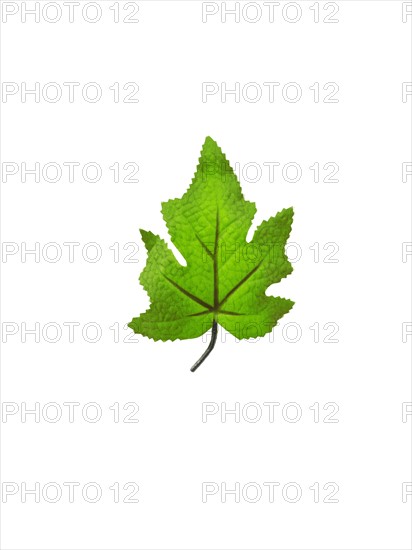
162;274;213;310
218;261;263;308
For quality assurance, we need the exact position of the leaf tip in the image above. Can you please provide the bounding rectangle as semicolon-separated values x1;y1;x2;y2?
204;135;216;145
139;229;157;252
202;135;220;155
278;206;294;227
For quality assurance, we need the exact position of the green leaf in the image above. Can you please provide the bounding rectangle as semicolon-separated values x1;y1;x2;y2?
128;137;294;370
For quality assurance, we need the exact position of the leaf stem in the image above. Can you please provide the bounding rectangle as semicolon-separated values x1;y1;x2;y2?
190;321;218;372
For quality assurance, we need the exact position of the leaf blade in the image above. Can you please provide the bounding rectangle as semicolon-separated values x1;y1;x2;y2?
129;137;294;345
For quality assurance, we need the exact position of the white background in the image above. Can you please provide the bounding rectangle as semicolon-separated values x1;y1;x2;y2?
1;1;411;549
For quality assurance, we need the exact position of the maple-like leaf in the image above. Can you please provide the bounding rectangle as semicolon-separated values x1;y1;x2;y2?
128;137;294;371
